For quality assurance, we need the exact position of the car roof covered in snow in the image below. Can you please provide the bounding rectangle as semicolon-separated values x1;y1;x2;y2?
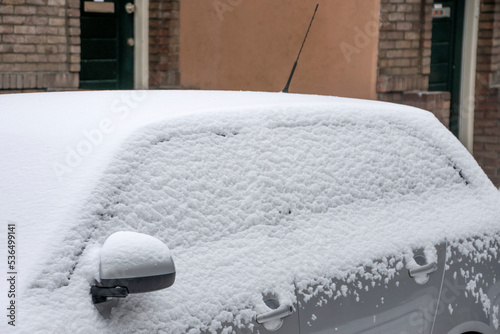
1;90;499;333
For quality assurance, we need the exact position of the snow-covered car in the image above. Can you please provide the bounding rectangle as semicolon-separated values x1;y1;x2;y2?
1;91;499;334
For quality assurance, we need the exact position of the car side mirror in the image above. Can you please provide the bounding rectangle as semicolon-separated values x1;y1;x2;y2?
91;231;175;317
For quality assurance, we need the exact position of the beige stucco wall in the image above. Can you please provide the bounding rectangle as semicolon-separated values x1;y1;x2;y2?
180;0;379;99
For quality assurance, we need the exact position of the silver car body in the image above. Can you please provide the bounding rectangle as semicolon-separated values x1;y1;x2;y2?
1;91;499;334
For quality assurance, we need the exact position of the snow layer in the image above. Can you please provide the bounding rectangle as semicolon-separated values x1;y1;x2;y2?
100;231;174;279
1;90;499;333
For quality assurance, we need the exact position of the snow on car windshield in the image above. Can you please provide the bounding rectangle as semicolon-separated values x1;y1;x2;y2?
15;95;500;334
87;116;466;249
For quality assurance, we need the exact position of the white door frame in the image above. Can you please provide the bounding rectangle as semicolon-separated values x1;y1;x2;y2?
134;0;149;89
459;0;480;153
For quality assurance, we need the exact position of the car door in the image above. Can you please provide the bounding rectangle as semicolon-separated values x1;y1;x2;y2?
432;234;500;333
296;242;447;334
199;295;301;334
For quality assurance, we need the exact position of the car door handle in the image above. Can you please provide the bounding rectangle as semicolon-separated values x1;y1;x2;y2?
408;261;438;278
256;305;294;324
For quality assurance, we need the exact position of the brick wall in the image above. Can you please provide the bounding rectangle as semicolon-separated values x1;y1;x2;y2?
377;0;432;94
376;0;451;126
473;0;500;187
401;91;450;127
149;0;179;88
0;0;182;92
0;0;80;92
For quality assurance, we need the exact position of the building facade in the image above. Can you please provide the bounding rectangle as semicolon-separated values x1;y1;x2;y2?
0;0;499;186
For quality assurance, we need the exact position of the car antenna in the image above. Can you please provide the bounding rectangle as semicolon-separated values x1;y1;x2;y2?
282;3;319;93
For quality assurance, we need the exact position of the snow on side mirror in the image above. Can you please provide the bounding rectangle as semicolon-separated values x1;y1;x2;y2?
91;231;175;317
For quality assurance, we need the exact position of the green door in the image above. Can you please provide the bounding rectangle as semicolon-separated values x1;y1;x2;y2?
80;0;134;89
429;1;465;136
